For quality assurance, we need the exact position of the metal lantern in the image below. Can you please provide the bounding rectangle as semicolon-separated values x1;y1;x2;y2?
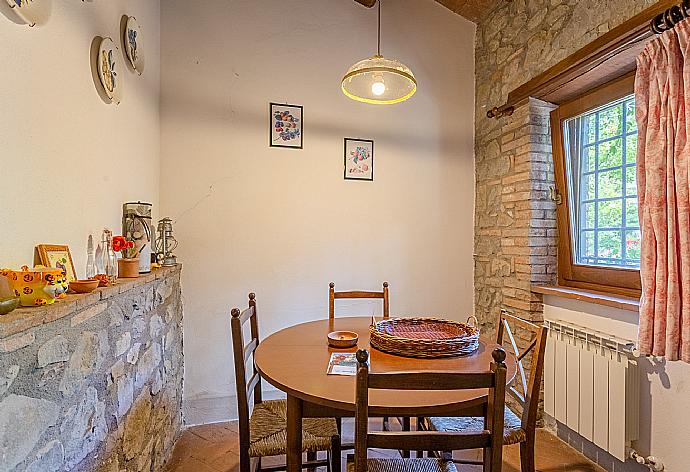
155;217;178;267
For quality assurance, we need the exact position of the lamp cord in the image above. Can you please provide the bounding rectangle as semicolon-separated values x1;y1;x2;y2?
377;0;381;56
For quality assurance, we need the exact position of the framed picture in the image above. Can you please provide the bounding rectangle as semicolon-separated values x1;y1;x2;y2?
36;245;77;282
344;138;374;181
270;103;303;149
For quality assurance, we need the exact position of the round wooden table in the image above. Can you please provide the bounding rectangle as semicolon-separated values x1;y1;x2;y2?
255;316;517;472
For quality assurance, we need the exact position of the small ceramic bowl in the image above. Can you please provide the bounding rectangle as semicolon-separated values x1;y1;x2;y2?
69;279;100;294
328;331;359;349
0;297;20;315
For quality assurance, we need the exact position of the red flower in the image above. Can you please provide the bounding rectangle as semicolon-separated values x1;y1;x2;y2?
112;236;128;252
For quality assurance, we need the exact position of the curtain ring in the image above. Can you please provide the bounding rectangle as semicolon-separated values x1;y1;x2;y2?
664;9;675;30
651;14;665;34
670;6;684;24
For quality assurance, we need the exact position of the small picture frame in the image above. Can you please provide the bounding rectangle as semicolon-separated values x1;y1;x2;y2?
344;138;374;181
270;103;303;149
36;245;77;282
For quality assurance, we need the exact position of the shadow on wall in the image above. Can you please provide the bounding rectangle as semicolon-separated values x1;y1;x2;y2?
636;356;671;461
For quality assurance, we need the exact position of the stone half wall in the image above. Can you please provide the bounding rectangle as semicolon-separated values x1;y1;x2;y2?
0;266;184;472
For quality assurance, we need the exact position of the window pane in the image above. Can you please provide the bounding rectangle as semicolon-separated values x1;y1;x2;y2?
583;146;596;172
625;166;637;196
582;231;595;259
626;101;637;133
626;230;641;262
598;168;623;198
598;230;622;261
584;114;597;144
599;104;623;139
583;202;596;229
564;94;639;269
626;198;639;226
598;199;623;228
582;173;596;200
626;134;638;164
599;138;623;169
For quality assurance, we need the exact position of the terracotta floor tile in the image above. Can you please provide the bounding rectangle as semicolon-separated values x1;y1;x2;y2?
166;421;604;472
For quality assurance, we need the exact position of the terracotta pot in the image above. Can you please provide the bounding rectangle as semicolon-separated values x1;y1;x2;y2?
117;258;140;278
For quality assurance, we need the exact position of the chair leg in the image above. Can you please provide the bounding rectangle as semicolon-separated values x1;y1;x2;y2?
307;451;317;472
519;436;536;472
331;434;342;472
240;448;251;472
415;417;424;458
401;417;411;458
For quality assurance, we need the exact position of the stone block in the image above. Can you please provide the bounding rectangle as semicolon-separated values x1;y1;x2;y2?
70;303;107;327
0;394;59;471
25;440;65;472
61;387;108;469
136;342;162;388
37;335;69;367
123;388;153;460
0;364;19;396
115;331;132;357
0;331;35;353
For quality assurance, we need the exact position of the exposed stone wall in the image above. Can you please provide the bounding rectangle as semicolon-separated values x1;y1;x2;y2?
473;0;657;332
0;266;184;472
474;1;655;471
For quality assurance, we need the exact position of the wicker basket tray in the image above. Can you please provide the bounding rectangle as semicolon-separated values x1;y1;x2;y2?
369;317;480;358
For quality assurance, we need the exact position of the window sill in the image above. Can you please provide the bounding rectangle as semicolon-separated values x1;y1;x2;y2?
532;285;639;312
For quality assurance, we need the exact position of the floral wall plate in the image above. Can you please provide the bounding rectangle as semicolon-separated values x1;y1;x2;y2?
124;16;145;75
97;38;123;104
5;0;52;27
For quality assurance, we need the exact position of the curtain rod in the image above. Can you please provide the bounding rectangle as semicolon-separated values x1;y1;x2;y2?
651;0;690;34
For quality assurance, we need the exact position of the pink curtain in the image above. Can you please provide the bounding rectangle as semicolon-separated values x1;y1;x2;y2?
636;20;690;362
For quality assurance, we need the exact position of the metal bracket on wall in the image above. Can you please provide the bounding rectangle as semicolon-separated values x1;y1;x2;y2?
549;186;563;205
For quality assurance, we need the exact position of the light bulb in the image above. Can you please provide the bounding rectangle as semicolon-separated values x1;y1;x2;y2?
371;81;386;96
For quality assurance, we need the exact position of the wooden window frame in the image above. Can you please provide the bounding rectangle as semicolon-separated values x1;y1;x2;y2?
551;72;641;298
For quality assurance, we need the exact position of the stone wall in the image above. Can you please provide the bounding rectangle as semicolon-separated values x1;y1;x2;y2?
474;0;657;334
473;1;655;471
0;266;184;472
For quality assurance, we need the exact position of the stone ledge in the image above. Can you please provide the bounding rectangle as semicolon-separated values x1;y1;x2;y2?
0;265;181;340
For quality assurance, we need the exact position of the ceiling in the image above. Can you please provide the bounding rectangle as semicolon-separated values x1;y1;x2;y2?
433;0;498;23
354;0;499;23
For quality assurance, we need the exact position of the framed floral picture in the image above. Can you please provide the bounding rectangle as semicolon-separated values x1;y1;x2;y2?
270;103;303;149
344;138;374;181
36;244;77;282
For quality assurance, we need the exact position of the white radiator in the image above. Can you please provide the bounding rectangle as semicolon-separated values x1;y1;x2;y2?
543;319;639;462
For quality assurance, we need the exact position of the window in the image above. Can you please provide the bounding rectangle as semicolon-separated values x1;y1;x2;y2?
551;73;641;296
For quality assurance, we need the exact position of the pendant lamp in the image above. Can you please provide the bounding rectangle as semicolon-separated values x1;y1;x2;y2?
341;0;417;105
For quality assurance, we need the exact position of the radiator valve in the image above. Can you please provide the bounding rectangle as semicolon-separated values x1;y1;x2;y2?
629;450;664;471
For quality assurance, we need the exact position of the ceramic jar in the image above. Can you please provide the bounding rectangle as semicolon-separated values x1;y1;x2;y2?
0;266;69;307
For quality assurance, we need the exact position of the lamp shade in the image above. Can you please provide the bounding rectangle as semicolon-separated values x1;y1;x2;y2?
341;55;417;105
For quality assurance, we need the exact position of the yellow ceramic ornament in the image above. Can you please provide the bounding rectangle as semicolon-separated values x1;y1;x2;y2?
0;266;69;307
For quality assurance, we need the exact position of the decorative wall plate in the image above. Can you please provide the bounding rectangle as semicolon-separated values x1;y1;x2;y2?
124;16;145;75
97;37;123;104
5;0;52;27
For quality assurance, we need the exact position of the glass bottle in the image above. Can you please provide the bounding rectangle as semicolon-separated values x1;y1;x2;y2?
100;229;118;284
86;234;96;279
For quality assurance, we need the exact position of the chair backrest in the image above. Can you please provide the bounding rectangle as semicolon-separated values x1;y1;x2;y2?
496;310;548;434
354;348;507;472
329;281;390;320
231;293;262;446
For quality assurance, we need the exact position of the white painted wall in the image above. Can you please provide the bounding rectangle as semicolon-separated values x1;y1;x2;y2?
0;0;161;275
543;296;690;472
160;0;476;421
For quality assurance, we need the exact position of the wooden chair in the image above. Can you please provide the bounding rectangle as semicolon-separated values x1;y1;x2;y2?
329;281;401;452
231;293;341;472
421;311;548;472
351;348;507;472
329;281;390;319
